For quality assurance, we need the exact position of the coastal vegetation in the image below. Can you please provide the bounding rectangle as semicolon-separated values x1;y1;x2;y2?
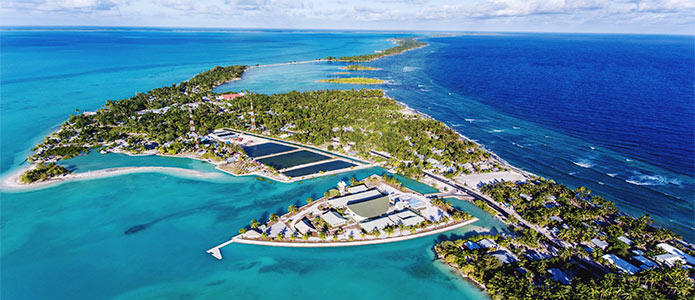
327;38;426;62
431;177;694;299
20;163;71;183
25;65;247;165
480;178;679;245
340;65;380;71
24;65;492;182
435;235;694;299
318;77;386;84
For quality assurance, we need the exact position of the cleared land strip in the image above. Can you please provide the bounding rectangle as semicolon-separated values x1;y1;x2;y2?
252;148;303;160
225;128;368;165
277;158;340;173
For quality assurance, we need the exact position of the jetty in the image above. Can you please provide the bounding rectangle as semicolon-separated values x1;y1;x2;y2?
206;237;239;260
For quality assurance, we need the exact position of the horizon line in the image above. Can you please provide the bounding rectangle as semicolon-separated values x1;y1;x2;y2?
1;25;693;37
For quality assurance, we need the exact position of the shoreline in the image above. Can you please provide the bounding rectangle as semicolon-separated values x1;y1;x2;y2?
230;217;478;248
1;165;222;191
386;93;535;180
9;44;535;218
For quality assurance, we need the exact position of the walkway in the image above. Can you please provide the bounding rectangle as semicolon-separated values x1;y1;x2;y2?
278;158;340;172
369;149;568;249
206;218;478;258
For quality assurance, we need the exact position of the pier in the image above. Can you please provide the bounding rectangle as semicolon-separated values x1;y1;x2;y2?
206;237;238;260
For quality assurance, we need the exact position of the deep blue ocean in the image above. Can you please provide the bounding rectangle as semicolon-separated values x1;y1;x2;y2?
0;28;693;299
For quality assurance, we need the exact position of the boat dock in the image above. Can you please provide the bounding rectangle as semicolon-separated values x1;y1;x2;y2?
206;237;237;260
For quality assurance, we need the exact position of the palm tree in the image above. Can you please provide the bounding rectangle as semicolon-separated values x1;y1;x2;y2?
288;204;297;214
250;219;260;229
269;213;278;222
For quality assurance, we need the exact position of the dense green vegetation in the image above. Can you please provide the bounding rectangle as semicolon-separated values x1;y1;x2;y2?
28;78;489;182
480;178;679;246
340;65;380;71
318;77;386;84
327;38;426;62
435;235;694;299
241;89;488;169
26;58;490;182
20;163;71;183
434;178;695;299
27;65;247;163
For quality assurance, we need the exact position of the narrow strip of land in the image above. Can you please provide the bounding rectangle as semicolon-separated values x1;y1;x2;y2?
207;218;478;259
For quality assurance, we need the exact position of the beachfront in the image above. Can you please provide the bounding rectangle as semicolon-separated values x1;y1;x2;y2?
207;174;478;258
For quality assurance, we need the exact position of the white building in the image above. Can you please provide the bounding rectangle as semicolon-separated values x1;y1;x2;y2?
547;268;572;285
294;218;315;235
618;236;633;245
655;253;686;267
490;250;518;264
359;216;395;232
602;254;640;275
321;211;347;227
464;241;481;250
591;238;609;250
633;255;657;270
657;243;695;265
388;209;425;227
210;130;240;143
347;184;369;194
478;239;498;249
327;189;383;208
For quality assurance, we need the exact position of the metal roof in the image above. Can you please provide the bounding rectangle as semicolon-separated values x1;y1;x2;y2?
347;195;390;219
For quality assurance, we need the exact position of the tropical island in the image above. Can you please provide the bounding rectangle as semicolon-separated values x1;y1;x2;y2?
317;77;386;85
340;65;380;71
326;37;427;62
10;35;694;299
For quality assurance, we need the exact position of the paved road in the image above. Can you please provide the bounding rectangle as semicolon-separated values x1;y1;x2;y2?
370;149;567;249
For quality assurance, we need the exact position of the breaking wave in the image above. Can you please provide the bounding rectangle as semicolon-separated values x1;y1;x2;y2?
573;160;593;168
625;174;682;186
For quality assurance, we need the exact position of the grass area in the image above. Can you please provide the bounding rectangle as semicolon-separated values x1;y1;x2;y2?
318;77;386;84
340;65;380;71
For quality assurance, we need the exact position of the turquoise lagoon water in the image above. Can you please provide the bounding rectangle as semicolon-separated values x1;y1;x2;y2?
1;29;490;300
1;155;490;300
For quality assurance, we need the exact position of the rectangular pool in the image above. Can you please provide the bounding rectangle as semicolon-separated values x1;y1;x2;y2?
282;160;356;177
257;150;331;170
242;142;296;158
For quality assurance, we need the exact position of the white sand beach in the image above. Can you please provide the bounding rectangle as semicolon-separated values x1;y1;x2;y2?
1;166;223;191
454;171;527;189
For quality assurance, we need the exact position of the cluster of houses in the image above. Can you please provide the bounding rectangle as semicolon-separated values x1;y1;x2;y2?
593;238;695;275
242;177;454;241
579;233;695;277
298;181;442;235
504;192;695;281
